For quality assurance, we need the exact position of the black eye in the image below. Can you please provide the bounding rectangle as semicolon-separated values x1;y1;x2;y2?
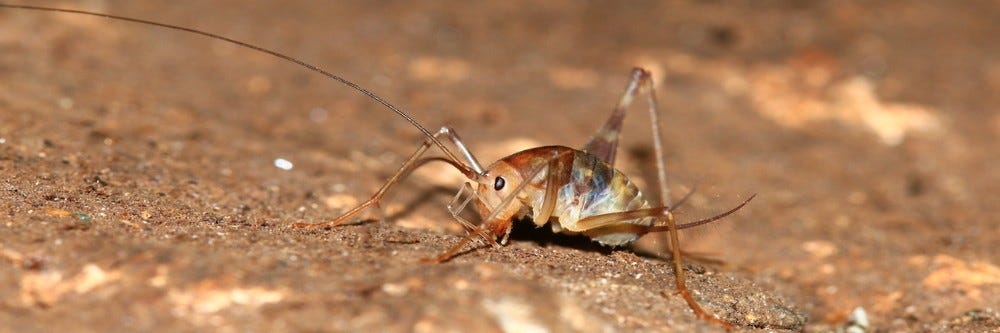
493;176;506;191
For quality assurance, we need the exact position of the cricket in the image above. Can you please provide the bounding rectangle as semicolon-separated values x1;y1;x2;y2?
3;3;756;329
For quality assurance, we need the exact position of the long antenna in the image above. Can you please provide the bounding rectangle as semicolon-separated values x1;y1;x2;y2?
0;3;473;175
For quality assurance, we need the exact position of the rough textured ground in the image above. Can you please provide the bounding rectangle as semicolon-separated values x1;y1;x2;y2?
1;1;998;332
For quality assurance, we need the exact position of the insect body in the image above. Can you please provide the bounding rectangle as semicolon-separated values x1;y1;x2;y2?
495;146;654;246
3;4;754;329
478;145;700;247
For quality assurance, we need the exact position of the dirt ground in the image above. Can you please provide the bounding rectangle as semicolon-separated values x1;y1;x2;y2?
1;1;998;332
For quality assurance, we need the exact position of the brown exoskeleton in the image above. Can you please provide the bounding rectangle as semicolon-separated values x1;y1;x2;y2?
3;4;754;329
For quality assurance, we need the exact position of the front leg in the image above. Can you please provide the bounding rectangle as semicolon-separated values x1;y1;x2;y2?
419;218;514;264
292;127;483;229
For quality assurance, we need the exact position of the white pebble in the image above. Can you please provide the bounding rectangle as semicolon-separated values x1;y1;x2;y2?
274;158;294;170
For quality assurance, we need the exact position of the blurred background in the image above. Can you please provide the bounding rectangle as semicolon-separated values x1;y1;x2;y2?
1;1;997;331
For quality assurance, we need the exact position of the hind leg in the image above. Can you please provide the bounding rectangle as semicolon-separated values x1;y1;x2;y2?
586;68;734;329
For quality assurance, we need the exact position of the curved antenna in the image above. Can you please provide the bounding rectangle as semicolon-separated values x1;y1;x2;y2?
0;3;474;176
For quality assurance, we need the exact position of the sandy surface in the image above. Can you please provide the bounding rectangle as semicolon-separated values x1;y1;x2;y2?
1;1;998;332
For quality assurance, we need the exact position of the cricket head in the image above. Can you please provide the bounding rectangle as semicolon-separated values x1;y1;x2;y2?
471;160;527;223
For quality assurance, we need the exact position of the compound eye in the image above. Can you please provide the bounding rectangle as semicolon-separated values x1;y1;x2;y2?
493;176;506;191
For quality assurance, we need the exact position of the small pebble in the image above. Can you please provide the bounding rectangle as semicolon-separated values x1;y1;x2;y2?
274;158;294;170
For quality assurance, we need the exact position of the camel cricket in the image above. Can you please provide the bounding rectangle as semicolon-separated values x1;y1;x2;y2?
3;4;755;329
